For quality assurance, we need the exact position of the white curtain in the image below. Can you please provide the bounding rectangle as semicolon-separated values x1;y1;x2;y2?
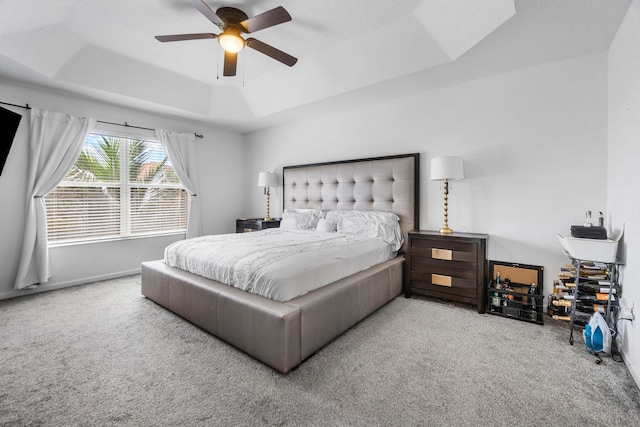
155;129;201;239
14;109;95;290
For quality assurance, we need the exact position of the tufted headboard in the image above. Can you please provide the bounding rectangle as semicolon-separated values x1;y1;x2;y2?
282;153;420;238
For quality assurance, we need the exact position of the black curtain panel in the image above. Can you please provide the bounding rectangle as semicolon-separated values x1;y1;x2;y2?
0;106;22;175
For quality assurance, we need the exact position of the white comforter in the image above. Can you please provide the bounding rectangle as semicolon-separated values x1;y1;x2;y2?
164;229;395;302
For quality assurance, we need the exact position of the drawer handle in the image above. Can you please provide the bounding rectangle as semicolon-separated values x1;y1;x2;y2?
432;248;452;260
432;274;452;287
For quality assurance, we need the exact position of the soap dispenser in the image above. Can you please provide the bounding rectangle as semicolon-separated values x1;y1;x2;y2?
584;211;592;227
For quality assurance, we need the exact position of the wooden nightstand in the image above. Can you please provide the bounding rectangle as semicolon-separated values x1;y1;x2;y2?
236;218;281;233
405;230;488;313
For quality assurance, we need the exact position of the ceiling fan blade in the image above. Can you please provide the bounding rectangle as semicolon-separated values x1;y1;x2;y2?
240;6;291;33
189;0;224;27
155;33;217;42
246;38;297;67
223;51;238;76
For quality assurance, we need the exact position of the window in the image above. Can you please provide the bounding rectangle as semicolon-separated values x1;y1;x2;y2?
45;132;190;243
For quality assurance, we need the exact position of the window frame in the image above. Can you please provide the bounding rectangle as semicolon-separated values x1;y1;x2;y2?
46;128;189;246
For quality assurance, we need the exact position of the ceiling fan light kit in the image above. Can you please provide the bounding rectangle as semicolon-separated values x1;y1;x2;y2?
218;32;244;53
155;0;296;77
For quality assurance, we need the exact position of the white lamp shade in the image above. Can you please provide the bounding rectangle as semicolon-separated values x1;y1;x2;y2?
258;172;279;187
218;33;245;53
430;156;464;181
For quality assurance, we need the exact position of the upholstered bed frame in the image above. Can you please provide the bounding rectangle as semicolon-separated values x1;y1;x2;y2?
141;153;419;373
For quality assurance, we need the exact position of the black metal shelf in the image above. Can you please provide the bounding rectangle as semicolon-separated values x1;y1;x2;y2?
486;285;544;324
485;260;544;325
568;257;623;346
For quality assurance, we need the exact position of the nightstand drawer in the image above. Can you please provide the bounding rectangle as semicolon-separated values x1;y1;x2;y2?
410;268;478;292
410;238;478;263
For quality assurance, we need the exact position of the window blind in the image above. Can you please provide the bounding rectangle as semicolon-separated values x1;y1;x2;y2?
46;133;189;243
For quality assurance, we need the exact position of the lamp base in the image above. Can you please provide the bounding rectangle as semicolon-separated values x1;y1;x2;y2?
264;188;272;222
439;226;454;235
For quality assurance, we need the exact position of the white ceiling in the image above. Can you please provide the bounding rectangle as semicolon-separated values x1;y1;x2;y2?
0;0;631;133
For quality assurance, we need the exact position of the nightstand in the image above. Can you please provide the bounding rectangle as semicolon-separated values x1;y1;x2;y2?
405;230;488;313
236;218;281;233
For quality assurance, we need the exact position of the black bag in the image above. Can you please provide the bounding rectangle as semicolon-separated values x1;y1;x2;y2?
570;225;607;240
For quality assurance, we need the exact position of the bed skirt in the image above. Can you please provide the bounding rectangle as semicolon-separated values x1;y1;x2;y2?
141;257;403;373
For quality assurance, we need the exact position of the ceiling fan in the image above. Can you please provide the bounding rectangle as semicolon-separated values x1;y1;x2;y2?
155;0;297;77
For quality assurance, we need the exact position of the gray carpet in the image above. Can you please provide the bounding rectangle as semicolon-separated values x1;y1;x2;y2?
1;275;639;426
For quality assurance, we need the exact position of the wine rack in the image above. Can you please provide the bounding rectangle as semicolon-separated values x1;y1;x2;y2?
486;261;544;324
567;258;622;345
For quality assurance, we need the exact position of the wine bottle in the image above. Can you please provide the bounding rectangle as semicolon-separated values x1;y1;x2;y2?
552;299;572;307
572;311;591;325
491;275;502;313
503;284;516;317
528;282;537;321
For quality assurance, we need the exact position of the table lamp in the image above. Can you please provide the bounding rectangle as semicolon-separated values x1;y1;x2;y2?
258;172;279;221
430;156;464;235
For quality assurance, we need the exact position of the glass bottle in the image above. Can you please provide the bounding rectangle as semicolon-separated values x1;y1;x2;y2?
528;283;538;321
492;276;502;313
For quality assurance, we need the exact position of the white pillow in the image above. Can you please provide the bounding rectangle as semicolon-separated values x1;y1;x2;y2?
316;218;337;233
280;209;324;230
326;210;404;251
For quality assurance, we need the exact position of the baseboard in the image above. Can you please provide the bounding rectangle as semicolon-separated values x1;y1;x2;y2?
621;347;640;389
0;268;142;301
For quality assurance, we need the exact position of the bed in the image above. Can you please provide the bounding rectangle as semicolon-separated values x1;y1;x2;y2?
141;153;419;373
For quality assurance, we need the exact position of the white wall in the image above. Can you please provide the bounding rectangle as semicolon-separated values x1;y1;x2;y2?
0;80;245;300
608;0;640;387
244;52;609;302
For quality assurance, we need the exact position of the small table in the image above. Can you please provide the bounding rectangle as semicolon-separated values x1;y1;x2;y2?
236;218;281;233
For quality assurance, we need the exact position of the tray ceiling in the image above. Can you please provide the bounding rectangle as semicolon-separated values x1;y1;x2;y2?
0;0;631;133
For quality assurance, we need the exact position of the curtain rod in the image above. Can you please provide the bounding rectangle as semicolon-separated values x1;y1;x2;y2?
0;101;30;110
97;120;203;139
0;100;204;139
